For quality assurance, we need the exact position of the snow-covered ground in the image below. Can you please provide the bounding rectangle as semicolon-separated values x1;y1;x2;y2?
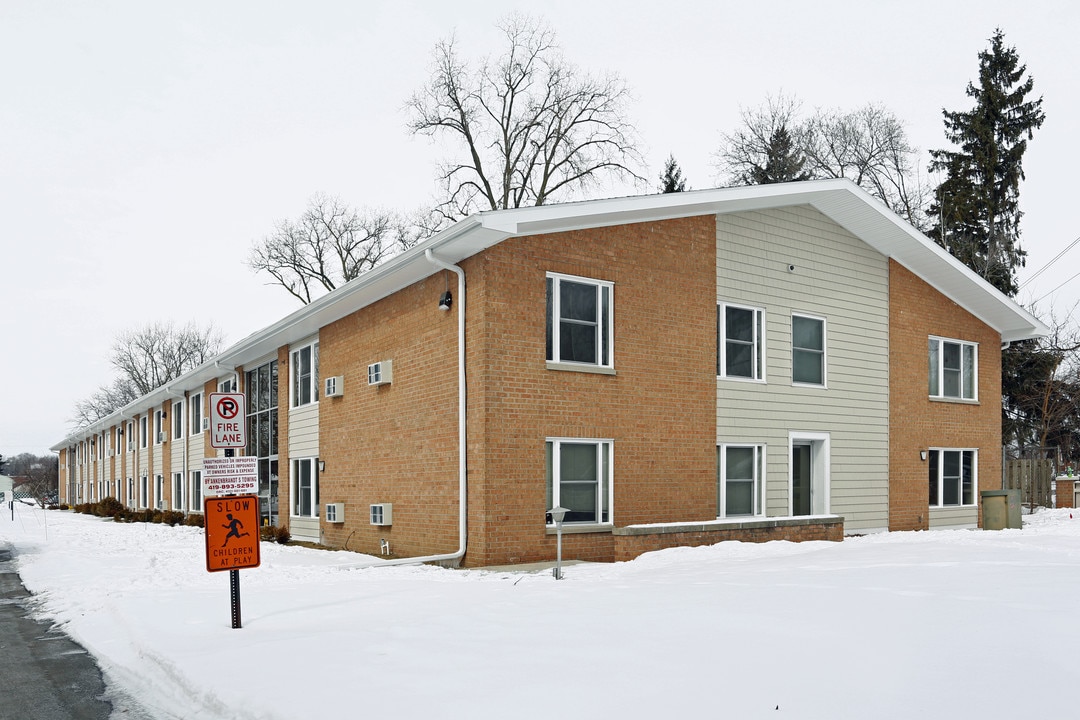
3;505;1079;719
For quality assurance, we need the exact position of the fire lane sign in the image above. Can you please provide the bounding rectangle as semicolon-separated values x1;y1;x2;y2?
204;495;261;572
203;456;259;496
209;392;246;449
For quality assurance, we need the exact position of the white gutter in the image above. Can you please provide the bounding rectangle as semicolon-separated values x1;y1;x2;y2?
367;249;468;567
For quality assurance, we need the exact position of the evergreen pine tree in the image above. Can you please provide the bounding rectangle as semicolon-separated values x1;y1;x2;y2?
745;125;811;184
658;154;688;193
929;29;1044;297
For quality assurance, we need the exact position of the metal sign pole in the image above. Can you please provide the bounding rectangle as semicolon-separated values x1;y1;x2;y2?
230;569;242;629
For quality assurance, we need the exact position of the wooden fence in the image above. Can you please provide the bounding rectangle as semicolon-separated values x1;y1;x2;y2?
1004;458;1055;508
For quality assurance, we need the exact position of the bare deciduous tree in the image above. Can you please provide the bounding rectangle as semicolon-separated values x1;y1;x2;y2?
71;321;223;429
406;13;644;220
249;194;419;305
716;94;930;229
4;453;59;507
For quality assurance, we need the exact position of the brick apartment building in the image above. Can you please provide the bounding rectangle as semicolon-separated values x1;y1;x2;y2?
52;180;1047;567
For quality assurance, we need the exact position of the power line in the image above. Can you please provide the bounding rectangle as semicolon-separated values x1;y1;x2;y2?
1020;234;1080;289
1034;268;1080;305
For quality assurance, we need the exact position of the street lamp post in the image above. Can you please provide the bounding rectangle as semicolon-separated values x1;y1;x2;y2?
549;506;568;579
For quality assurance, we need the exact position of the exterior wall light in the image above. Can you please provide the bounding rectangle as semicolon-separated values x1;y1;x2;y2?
438;291;453;311
920;450;928;461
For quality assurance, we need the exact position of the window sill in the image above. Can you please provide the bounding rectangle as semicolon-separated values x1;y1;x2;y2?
717;375;766;384
546;362;616;376
546;523;613;535
792;382;827;389
928;396;979;405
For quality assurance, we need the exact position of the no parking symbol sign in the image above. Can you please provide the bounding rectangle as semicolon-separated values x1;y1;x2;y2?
209;392;246;449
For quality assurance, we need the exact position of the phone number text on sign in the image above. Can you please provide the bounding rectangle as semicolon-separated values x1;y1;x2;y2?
202;456;259;496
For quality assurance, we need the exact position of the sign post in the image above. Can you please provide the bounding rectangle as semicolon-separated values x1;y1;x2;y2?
204;495;261;628
206;391;253;629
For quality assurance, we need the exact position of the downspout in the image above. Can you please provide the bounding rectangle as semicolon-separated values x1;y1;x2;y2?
368;250;467;567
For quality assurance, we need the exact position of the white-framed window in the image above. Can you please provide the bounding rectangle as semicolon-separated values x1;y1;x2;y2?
218;377;235;393
718;444;765;518
154;474;163;509
545;272;614;369
190;392;203;435
929;337;977;400
190;470;202;512
172;400;184;440
291;342;320;407
140;475;148;508
126;421;134;452
718;303;765;381
127;477;135;508
792;314;826;386
154;410;164;445
291;457;319;518
545;438;612;525
115;426;123;455
140;416;148;449
172;472;184;510
929;449;977;507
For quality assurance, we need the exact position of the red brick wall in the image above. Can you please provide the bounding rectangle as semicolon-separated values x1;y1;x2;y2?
613;519;842;562
468;216;718;566
889;260;1002;530
315;216;717;567
318;276;462;560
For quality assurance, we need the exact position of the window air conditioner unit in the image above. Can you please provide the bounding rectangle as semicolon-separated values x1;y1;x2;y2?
370;503;393;526
325;502;345;523
157;432;167;443
324;376;344;398
368;360;392;387
202;417;210;431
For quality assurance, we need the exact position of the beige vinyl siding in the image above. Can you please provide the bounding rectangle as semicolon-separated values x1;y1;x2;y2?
290;516;320;542
288;404;319;458
929;506;978;529
717;206;890;533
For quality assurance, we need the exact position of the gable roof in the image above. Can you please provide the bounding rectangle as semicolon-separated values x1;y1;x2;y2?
53;178;1047;449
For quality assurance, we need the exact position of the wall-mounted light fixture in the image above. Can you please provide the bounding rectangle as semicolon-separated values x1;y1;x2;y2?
318;460;325;473
438;290;453;311
920;450;928;461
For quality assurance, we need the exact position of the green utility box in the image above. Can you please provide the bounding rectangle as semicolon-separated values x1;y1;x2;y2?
981;489;1022;530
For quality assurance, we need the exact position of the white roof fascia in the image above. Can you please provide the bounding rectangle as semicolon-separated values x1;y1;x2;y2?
53;180;1047;450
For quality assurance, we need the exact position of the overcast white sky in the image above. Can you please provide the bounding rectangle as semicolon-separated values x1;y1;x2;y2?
2;0;1077;457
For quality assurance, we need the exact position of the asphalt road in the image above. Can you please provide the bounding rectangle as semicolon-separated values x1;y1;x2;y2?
0;542;114;720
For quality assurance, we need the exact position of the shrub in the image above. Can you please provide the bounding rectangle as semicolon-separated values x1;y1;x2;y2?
96;497;124;518
184;513;205;528
259;525;276;542
274;525;291;544
161;510;185;526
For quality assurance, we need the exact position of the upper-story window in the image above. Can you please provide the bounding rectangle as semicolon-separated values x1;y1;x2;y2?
140;416;148;449
126;421;134;452
172;400;184;440
190;393;203;435
219;377;235;393
291;342;320;407
154;410;165;445
718;303;765;381
792;314;826;387
546;273;613;369
929;337;977;400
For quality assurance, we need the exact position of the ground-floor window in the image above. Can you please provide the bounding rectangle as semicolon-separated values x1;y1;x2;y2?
718;444;765;518
140;475;148;508
127;478;134;508
190;470;202;512
154;474;163;510
291;458;319;518
545;438;612;525
172;473;184;510
929;449;976;507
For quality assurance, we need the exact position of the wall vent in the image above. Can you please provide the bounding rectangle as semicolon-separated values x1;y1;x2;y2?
324;376;344;397
367;360;393;387
370;503;393;526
